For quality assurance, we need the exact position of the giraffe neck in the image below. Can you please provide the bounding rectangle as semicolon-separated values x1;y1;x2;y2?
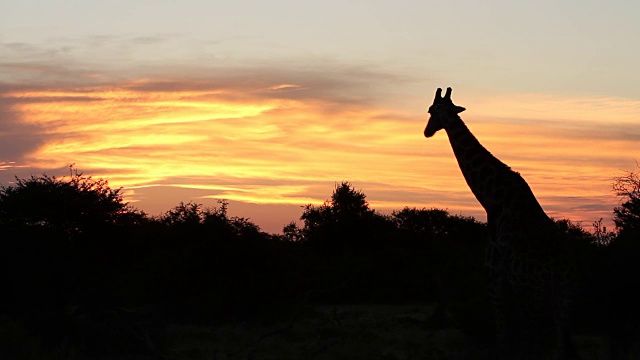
444;116;512;213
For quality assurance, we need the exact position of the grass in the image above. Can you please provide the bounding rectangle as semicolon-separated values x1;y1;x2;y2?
159;304;489;360
0;304;631;360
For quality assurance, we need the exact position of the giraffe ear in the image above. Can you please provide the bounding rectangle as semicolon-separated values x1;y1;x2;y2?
455;106;466;113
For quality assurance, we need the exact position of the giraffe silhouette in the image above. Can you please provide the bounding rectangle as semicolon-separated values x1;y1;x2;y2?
424;88;577;360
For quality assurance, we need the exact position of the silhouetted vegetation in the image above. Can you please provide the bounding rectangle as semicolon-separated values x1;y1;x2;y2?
0;170;639;359
600;169;640;359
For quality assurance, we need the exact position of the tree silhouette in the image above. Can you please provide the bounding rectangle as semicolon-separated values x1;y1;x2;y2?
0;168;150;356
159;201;206;226
281;221;304;242
392;207;490;331
300;181;394;251
4;166;639;357
0;167;140;237
613;168;640;233
392;207;449;240
601;169;640;359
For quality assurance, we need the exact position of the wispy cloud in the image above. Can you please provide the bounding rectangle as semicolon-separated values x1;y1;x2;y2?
0;40;637;231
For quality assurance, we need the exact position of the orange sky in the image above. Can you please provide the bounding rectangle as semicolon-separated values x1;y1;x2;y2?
1;69;637;233
3;1;640;233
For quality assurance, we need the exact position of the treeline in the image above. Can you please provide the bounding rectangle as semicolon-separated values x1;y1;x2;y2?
0;169;639;357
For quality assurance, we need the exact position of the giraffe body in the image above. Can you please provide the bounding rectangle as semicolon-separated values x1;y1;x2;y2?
424;88;576;360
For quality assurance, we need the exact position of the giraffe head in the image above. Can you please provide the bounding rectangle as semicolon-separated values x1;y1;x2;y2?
424;87;466;138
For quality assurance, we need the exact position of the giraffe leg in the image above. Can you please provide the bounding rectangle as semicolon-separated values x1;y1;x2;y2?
550;277;580;360
493;308;511;360
491;280;518;360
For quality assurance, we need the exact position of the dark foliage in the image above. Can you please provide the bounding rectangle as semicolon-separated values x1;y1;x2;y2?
599;169;640;359
613;168;640;234
300;182;395;250
0;168;140;235
552;168;640;359
392;207;491;334
1;170;638;358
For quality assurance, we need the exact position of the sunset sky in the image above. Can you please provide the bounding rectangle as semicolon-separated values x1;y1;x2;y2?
1;1;638;233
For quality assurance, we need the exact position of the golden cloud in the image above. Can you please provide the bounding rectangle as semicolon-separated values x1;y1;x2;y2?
1;74;637;232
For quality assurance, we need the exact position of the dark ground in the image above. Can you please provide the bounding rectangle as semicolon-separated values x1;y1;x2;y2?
1;303;626;360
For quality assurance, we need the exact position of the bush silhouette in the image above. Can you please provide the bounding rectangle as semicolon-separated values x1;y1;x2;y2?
0;169;148;355
599;168;640;358
301;181;395;251
2;167;639;358
392;207;490;332
613;168;640;233
0;168;141;236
